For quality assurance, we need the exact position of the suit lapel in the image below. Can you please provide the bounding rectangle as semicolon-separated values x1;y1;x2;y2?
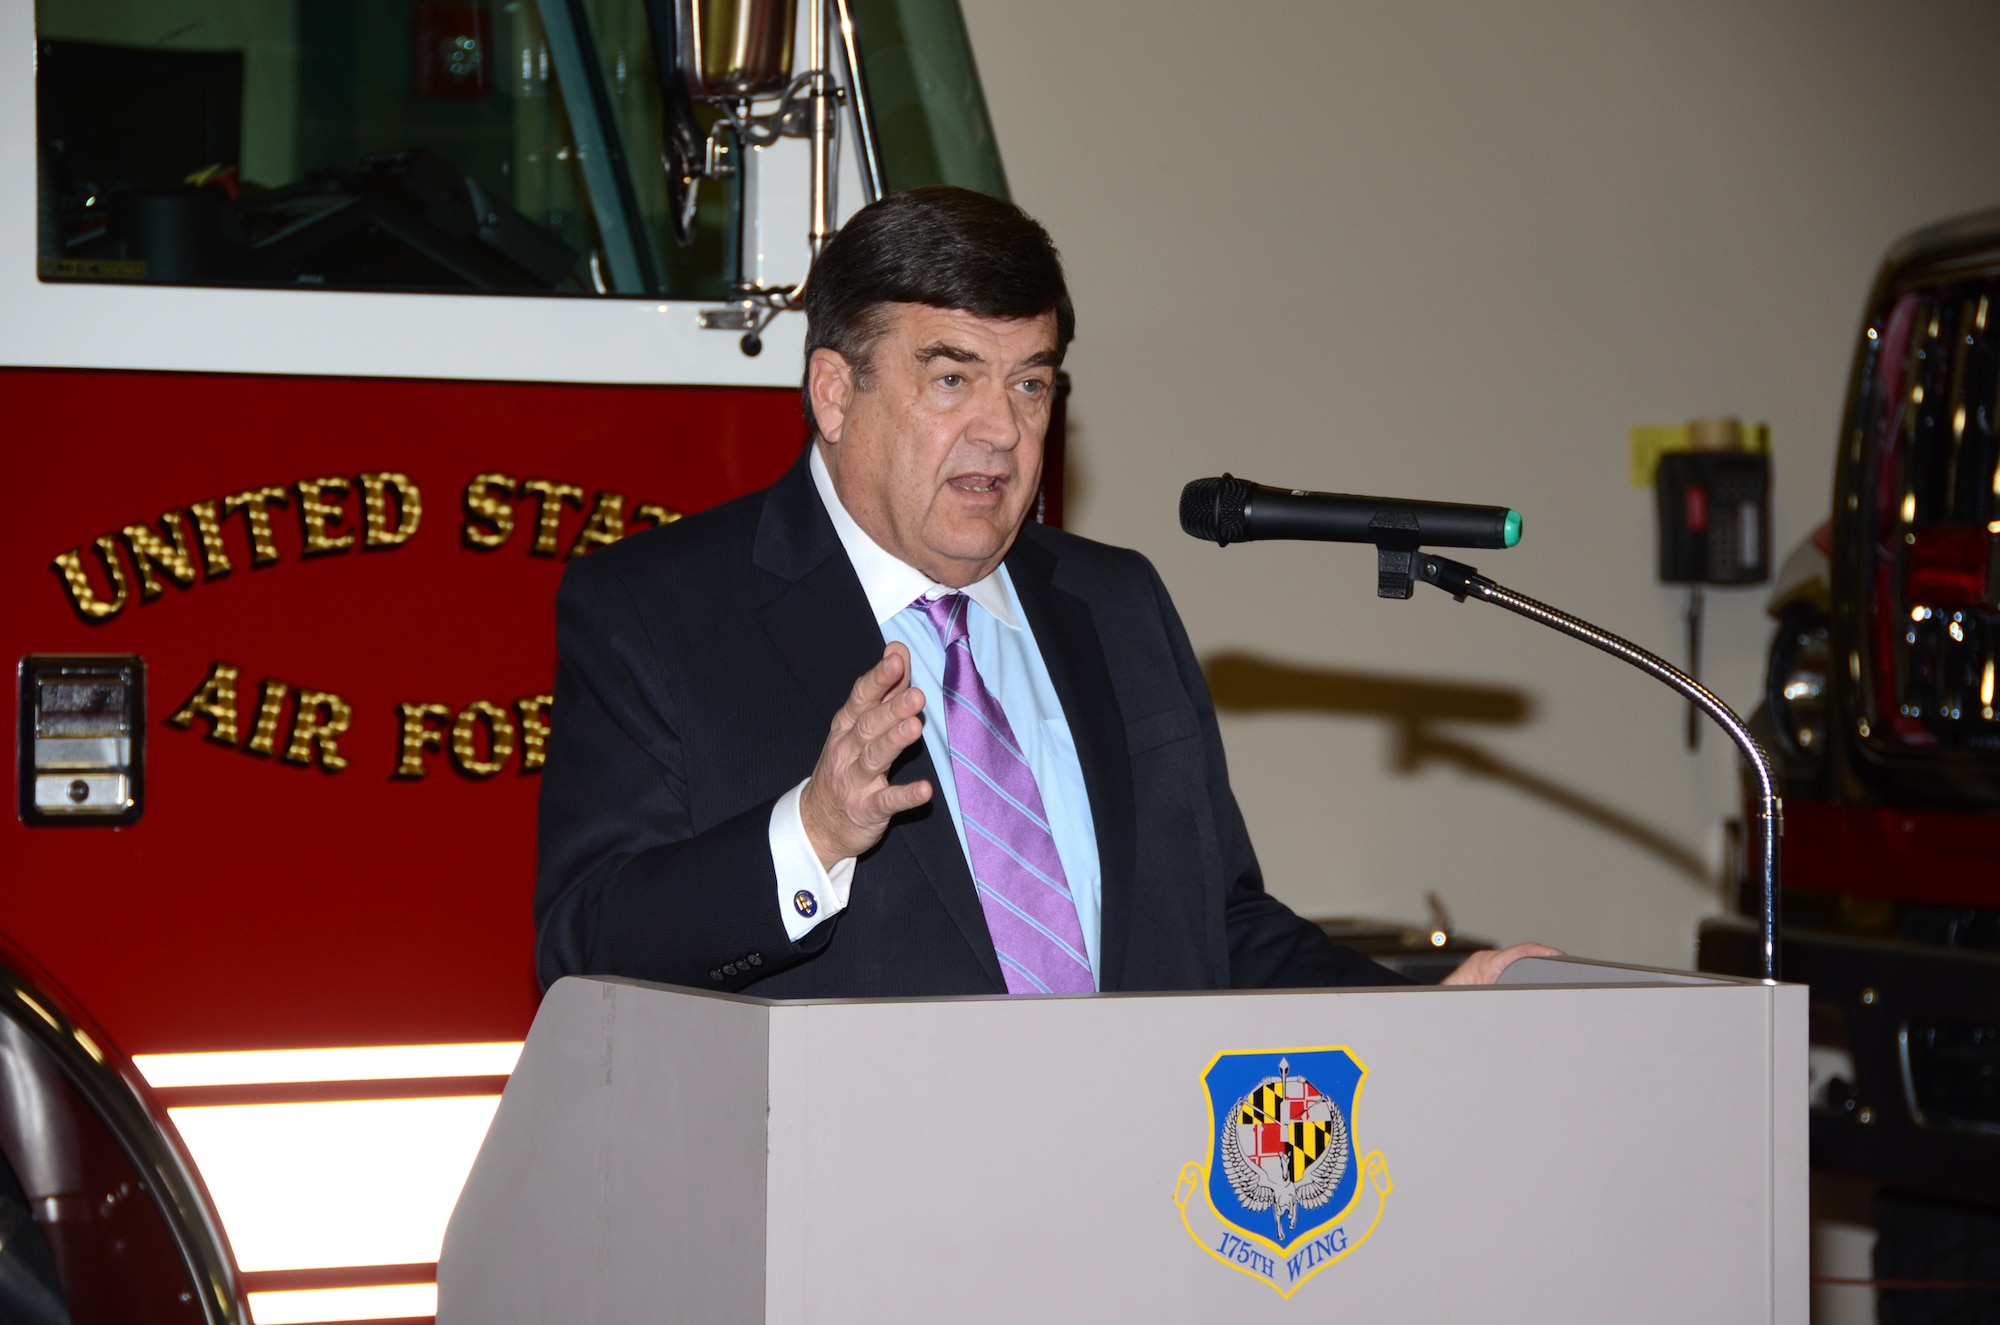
1006;533;1137;991
750;461;879;725
751;452;1005;992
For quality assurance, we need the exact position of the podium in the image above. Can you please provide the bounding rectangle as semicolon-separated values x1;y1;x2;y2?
437;959;1804;1323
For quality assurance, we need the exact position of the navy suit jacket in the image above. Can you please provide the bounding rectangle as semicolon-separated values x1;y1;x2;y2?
533;451;1403;996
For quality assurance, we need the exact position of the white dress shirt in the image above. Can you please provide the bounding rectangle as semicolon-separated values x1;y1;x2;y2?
766;446;1103;981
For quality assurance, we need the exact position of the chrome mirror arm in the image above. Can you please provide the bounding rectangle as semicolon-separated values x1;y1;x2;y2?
804;0;836;264
692;0;851;353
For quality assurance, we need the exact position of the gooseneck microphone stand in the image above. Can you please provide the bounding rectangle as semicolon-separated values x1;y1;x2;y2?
1179;474;1783;982
1406;551;1782;981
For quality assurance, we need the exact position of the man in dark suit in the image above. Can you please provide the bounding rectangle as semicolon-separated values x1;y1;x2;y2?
535;187;1550;998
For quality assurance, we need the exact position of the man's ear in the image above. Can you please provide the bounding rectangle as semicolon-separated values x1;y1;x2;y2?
807;348;855;445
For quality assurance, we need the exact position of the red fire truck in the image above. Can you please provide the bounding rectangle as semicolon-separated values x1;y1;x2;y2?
2;0;1022;1320
1701;209;2000;1315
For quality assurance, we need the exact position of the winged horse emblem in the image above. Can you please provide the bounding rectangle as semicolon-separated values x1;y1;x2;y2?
1219;1058;1351;1241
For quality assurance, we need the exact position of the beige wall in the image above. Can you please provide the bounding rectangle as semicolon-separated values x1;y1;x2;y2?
959;0;2000;966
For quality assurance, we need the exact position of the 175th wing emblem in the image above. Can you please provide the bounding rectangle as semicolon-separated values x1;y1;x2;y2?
1174;1047;1391;1298
1219;1059;1351;1241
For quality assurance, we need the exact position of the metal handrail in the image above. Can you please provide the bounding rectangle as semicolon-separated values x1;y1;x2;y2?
0;948;248;1323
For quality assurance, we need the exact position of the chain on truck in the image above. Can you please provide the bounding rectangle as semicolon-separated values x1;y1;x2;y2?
0;0;1034;1319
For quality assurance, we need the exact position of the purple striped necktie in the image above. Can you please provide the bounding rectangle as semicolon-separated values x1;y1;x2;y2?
918;592;1095;995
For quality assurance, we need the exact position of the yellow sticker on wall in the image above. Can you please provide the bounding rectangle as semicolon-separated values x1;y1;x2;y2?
1630;419;1771;487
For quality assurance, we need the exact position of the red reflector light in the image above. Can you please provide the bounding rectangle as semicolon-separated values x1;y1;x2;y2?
1904;527;1992;607
1684;485;1708;534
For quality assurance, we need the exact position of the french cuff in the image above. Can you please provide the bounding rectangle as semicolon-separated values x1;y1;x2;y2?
770;778;856;943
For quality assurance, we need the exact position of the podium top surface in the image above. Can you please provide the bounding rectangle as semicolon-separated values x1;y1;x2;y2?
552;955;1768;1010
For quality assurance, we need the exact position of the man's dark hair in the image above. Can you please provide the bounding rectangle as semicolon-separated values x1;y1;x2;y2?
802;186;1075;430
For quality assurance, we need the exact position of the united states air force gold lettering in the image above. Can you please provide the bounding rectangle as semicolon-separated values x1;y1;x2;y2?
50;471;683;623
166;660;554;781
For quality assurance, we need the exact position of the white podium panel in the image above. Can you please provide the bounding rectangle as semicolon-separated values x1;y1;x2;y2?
439;960;1805;1324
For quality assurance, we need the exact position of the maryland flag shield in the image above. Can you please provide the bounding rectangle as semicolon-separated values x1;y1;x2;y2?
1173;1047;1391;1298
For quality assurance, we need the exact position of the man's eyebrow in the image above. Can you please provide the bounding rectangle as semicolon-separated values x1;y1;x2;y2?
911;342;1061;371
914;342;984;366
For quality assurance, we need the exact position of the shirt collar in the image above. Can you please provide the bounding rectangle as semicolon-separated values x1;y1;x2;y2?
809;444;1020;630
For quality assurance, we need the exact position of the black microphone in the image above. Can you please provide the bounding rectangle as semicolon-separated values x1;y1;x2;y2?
1180;474;1521;550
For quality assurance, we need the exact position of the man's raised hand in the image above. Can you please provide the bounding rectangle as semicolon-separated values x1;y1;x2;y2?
799;642;935;869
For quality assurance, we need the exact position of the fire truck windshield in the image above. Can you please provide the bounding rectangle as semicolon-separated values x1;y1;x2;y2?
32;0;1008;300
845;0;1008;198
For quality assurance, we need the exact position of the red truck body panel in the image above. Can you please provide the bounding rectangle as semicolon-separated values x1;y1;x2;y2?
1782;799;1999;911
2;366;805;1055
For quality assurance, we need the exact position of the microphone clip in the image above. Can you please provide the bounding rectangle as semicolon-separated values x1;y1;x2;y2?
1377;547;1495;602
1376;546;1419;599
1367;519;1424;599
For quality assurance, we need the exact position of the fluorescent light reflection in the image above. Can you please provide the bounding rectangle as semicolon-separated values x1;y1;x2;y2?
170;1096;500;1270
136;1041;522;1087
248;1283;439;1324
